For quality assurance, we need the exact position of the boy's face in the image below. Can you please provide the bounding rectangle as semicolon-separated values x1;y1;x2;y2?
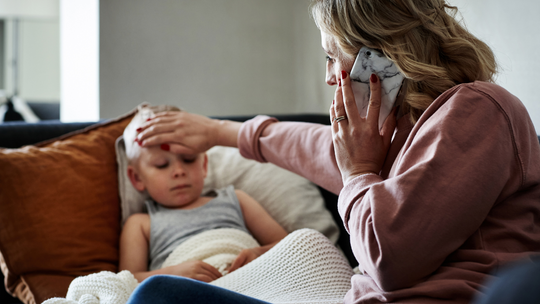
128;146;208;208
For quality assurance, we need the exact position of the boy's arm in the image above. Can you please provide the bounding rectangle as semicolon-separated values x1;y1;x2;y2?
119;213;152;280
119;213;222;282
229;190;288;272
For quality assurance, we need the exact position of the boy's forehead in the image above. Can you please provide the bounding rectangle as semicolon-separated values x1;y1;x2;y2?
139;147;202;159
138;146;165;159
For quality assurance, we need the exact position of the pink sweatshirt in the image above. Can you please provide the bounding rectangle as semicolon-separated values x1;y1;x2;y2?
238;82;540;303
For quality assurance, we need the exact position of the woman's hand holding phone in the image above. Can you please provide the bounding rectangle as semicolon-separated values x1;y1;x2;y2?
349;47;404;130
330;71;396;185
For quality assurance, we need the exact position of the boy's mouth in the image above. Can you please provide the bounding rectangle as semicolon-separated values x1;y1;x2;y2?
170;184;190;191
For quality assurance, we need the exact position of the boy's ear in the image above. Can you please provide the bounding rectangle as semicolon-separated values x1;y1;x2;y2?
127;165;146;192
202;153;208;178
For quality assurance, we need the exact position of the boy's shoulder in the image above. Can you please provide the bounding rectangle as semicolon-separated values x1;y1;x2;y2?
125;212;150;226
234;188;246;196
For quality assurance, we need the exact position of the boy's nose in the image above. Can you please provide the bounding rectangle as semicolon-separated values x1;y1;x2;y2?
172;163;186;178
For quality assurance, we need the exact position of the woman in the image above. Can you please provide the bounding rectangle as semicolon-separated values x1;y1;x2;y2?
129;0;540;303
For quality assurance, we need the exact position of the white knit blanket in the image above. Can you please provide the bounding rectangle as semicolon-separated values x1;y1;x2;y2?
162;228;260;275
42;271;138;304
44;229;354;304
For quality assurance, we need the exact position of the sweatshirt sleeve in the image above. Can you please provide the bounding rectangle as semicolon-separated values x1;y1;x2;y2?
338;85;521;292
238;115;343;194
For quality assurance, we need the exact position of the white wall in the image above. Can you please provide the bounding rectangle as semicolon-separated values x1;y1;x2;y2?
99;0;334;119
100;0;540;128
448;0;540;132
60;0;99;122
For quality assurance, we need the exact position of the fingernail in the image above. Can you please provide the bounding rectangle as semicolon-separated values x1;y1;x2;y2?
137;140;142;146
136;128;142;133
338;80;341;87
370;73;378;83
146;118;152;122
332;99;335;105
341;70;347;79
160;143;170;151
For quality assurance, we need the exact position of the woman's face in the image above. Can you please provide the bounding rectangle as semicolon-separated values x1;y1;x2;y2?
321;31;355;86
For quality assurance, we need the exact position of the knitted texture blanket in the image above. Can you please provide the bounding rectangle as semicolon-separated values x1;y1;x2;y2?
212;228;354;304
162;228;260;275
43;229;354;304
42;271;138;304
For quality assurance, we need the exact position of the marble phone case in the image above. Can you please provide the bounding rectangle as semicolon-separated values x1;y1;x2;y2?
349;47;404;130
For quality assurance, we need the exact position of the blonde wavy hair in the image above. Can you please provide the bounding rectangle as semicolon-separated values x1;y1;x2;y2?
311;0;497;123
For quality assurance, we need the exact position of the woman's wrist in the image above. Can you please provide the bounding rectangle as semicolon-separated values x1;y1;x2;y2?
212;119;242;148
343;171;379;185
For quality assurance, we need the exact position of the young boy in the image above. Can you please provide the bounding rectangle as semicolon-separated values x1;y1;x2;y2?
119;106;288;283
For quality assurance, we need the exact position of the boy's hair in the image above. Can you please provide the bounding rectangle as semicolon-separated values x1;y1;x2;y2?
124;104;181;162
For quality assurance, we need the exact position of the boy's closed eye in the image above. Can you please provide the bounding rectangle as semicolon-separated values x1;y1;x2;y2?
180;155;197;164
155;162;169;169
153;156;196;169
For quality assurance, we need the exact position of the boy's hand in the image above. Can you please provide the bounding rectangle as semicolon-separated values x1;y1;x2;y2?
166;260;222;282
229;247;264;273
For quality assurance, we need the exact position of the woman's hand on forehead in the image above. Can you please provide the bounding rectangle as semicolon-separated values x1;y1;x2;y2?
136;111;217;155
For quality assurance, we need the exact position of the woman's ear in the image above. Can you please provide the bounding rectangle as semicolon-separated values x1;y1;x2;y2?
127;165;146;192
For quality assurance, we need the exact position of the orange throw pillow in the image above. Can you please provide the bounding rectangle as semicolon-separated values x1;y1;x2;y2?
0;112;134;304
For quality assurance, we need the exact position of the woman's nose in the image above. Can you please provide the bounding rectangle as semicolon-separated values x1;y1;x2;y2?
326;66;337;86
326;74;337;86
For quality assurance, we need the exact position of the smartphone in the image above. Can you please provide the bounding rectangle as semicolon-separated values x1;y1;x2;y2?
349;47;404;130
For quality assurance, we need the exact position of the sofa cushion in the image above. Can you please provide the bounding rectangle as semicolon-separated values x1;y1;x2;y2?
0;111;134;304
203;146;340;241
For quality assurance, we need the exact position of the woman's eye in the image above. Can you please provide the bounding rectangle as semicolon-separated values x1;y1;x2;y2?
326;55;334;63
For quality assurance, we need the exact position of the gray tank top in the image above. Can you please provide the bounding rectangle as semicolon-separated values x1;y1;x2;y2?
146;185;249;270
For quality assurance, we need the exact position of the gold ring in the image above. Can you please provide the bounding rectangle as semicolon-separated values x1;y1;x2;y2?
333;116;347;123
